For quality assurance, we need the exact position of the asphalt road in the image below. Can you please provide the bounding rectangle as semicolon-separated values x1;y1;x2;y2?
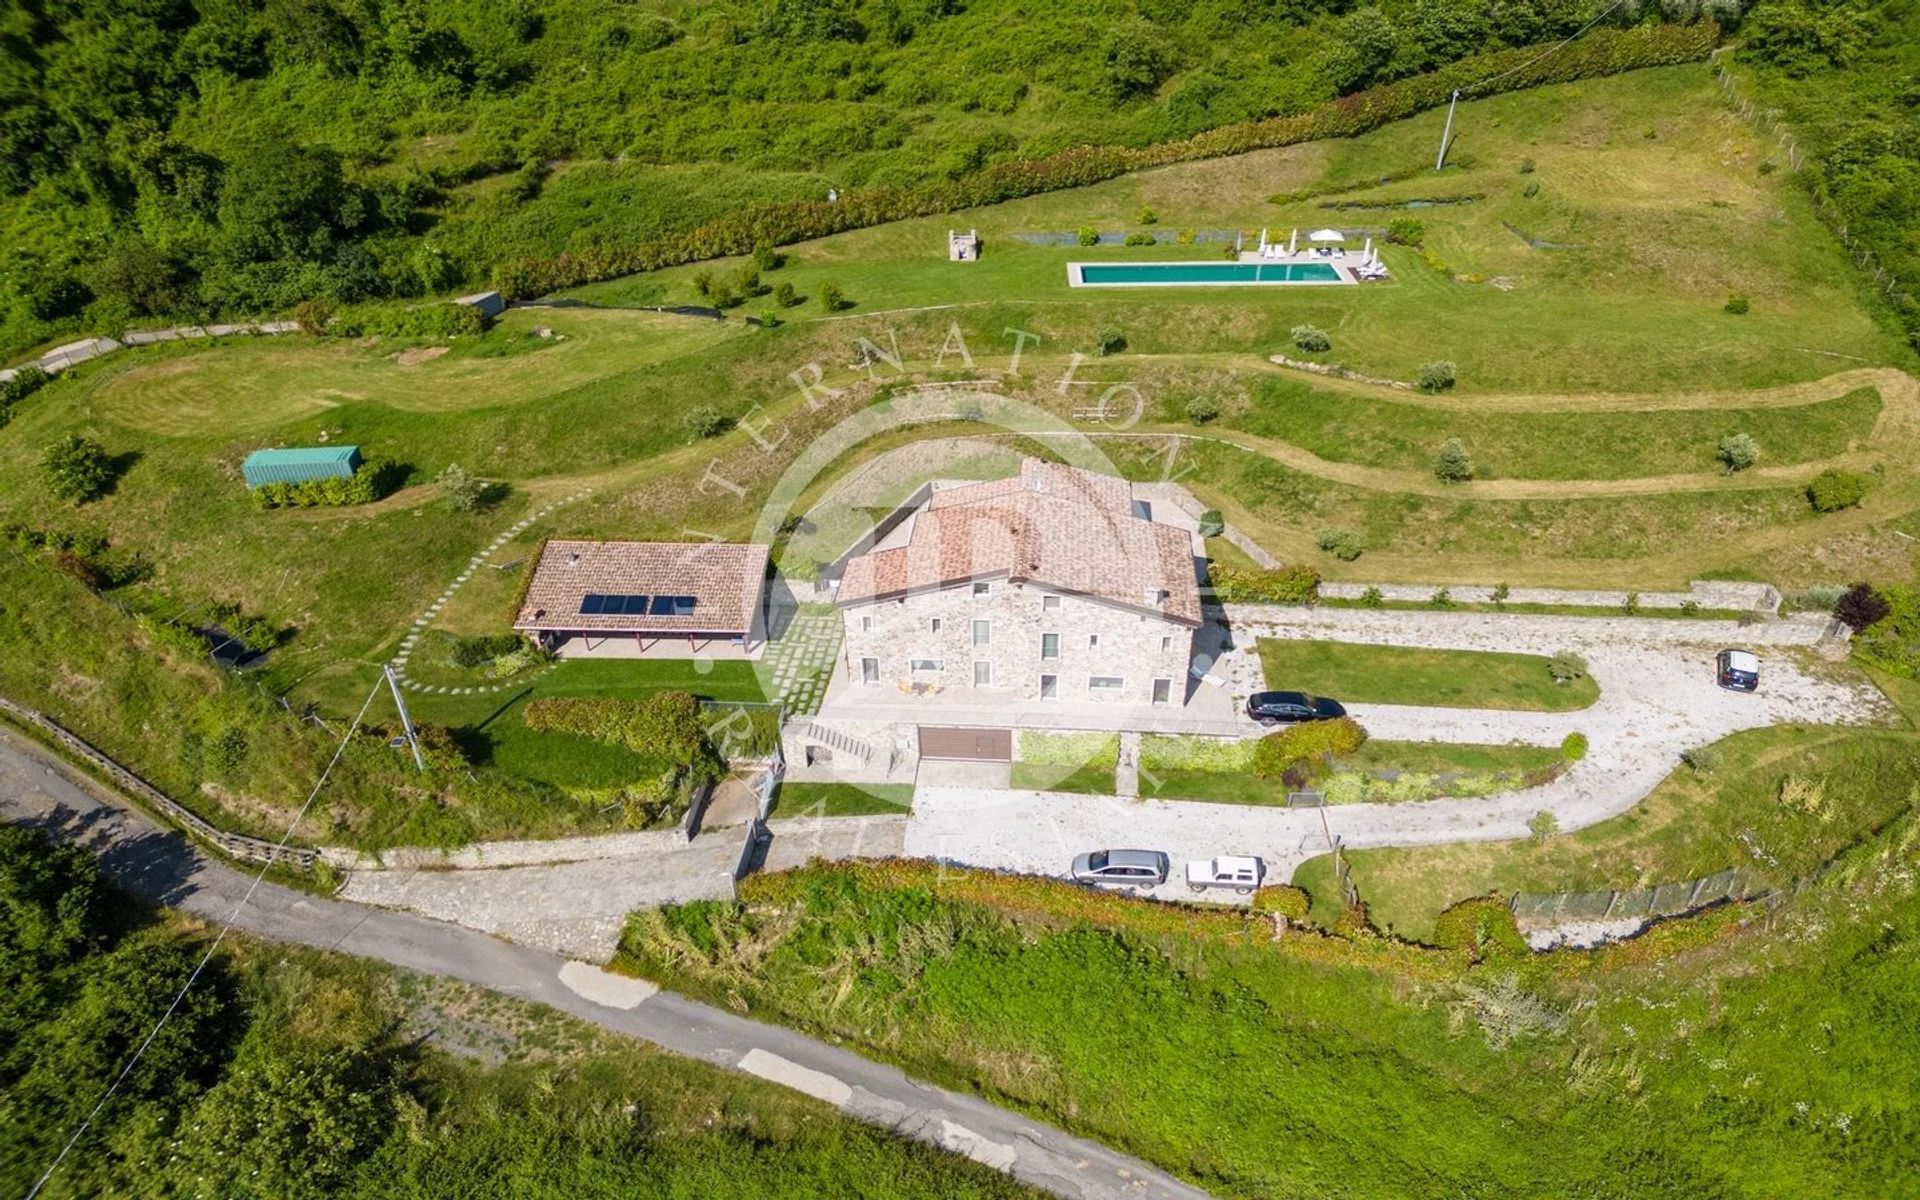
0;724;1208;1200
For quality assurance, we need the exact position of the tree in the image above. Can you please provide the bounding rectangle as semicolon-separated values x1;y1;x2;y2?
1095;325;1126;355
1835;582;1891;632
437;463;486;512
752;241;783;271
687;405;733;438
819;281;851;311
1418;360;1456;393
40;435;117;504
1076;226;1100;247
1717;432;1759;473
1291;324;1331;352
773;281;798;307
1433;437;1472;481
1103;19;1175;102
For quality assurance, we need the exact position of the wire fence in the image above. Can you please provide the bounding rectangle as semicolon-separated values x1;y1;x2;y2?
1509;865;1771;924
1712;50;1912;310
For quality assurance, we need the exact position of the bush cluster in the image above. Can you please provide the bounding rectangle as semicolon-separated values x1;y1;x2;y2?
521;691;722;777
1432;437;1472;481
1548;651;1588;685
1429;895;1527;961
1184;396;1219;424
1806;468;1868;512
1716;432;1759;473
1209;563;1321;604
494;26;1718;298
1290;324;1332;352
0;364;50;428
1561;731;1588;761
1251;885;1310;920
325;301;489;339
1252;716;1367;779
251;462;388;509
445;633;525;669
1316;528;1363;561
1418;361;1457;393
39;434;117;504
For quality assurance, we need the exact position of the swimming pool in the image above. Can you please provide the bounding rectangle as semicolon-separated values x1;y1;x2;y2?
1069;261;1350;287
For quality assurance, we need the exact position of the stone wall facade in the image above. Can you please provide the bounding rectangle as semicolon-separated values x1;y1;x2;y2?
840;579;1197;706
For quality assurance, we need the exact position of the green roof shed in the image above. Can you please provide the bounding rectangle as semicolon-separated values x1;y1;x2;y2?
242;446;362;488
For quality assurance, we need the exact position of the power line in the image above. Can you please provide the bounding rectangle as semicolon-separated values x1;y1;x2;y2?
1465;0;1634;96
26;671;388;1200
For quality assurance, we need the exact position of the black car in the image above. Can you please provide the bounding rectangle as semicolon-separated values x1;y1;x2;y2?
1246;690;1347;725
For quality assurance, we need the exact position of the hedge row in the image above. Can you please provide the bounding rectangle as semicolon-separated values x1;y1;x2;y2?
312;300;490;339
1252;715;1368;779
1210;563;1322;604
495;24;1717;299
1139;734;1254;773
250;462;386;509
1018;730;1120;768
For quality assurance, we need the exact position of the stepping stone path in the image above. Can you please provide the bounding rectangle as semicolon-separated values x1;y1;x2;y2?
387;491;593;695
759;609;842;716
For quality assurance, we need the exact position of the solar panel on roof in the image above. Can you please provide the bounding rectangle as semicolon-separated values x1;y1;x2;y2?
648;595;674;615
579;594;606;614
673;595;696;614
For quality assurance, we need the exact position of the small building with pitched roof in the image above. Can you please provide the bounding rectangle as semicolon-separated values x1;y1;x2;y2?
513;540;770;657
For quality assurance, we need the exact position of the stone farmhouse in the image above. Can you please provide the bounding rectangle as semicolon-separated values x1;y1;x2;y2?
834;459;1203;708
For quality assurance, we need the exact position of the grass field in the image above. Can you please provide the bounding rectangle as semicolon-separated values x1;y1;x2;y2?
770;782;914;818
1141;740;1562;806
1258;638;1599;711
1297;724;1920;940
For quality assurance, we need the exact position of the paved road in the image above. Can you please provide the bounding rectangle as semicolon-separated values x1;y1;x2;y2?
0;725;1207;1200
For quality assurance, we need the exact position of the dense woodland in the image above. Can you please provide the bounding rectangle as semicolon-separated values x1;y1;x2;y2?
0;0;1740;357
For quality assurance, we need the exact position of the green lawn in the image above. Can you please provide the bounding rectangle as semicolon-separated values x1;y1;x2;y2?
1139;740;1562;806
1257;638;1599;711
1009;761;1118;795
1299;725;1920;941
770;782;914;817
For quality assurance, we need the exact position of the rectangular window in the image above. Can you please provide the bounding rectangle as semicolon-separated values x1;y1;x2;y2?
861;616;872;632
861;658;879;683
930;617;942;633
1041;633;1059;660
1039;674;1058;700
1089;676;1124;695
1161;635;1173;652
1042;594;1061;612
1088;634;1100;649
1152;678;1172;705
910;659;942;674
974;661;992;686
972;619;990;647
972;581;991;597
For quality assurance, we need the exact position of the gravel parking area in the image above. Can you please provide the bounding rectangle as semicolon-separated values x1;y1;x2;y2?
908;608;1889;891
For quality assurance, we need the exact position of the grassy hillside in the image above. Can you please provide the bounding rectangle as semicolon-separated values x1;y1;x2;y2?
0;0;1716;359
0;827;1037;1200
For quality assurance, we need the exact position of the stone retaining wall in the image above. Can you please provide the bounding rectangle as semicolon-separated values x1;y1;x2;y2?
1316;579;1783;614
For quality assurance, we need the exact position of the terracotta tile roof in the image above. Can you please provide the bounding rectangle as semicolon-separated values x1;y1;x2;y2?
514;540;769;634
838;460;1200;626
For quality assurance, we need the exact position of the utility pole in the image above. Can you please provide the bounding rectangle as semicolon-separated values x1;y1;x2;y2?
383;664;425;772
1435;89;1460;171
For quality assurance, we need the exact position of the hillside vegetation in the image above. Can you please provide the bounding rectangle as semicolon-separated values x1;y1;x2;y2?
0;0;1728;357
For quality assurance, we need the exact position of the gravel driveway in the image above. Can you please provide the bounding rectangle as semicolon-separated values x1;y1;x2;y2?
907;608;1889;891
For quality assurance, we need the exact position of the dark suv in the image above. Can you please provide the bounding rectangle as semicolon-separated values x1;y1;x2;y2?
1716;649;1760;692
1246;691;1347;725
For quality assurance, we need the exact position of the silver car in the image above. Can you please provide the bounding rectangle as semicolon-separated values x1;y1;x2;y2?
1070;848;1170;889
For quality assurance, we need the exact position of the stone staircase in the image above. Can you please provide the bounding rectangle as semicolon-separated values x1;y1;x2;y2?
791;719;874;767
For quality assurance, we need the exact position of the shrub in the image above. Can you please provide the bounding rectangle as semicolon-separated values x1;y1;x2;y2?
1680;599;1701;616
1682;744;1722;774
1136;206;1158;224
1716;432;1759;473
751;241;783;271
1433;437;1473;481
1252;716;1367;778
1806;468;1867;512
327;301;486;338
706;279;740;309
733;265;765;297
1290;324;1331;352
1209;563;1320;604
1197;509;1225;537
819;281;851;311
757;308;782;328
1019;731;1119;768
1561;731;1588;761
1521;180;1541;198
1548;651;1588;685
691;270;713;297
1835;582;1891;632
1358;585;1384;608
291;298;335;335
1316;528;1363;561
1527;810;1559;842
1622;590;1640;615
1123;231;1157;246
1185;396;1219;424
1491;582;1511;608
1419;361;1457;393
252;460;391;509
1518;157;1536;174
1386;216;1426;246
1176;228;1197;244
773;281;798;307
1724;293;1750;314
1076;226;1100;247
687;405;734;438
1095;325;1127;356
446;633;525;669
1429;587;1455;609
437;463;488;512
1139;735;1253;772
39;435;116;504
1431;895;1526;960
1251;885;1310;920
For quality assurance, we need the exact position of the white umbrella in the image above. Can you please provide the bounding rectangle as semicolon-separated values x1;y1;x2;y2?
1259;227;1269;250
1308;228;1345;242
1287;229;1297;254
1363;237;1373;257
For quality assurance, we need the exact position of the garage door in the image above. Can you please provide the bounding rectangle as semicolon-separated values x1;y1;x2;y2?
917;726;1012;761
